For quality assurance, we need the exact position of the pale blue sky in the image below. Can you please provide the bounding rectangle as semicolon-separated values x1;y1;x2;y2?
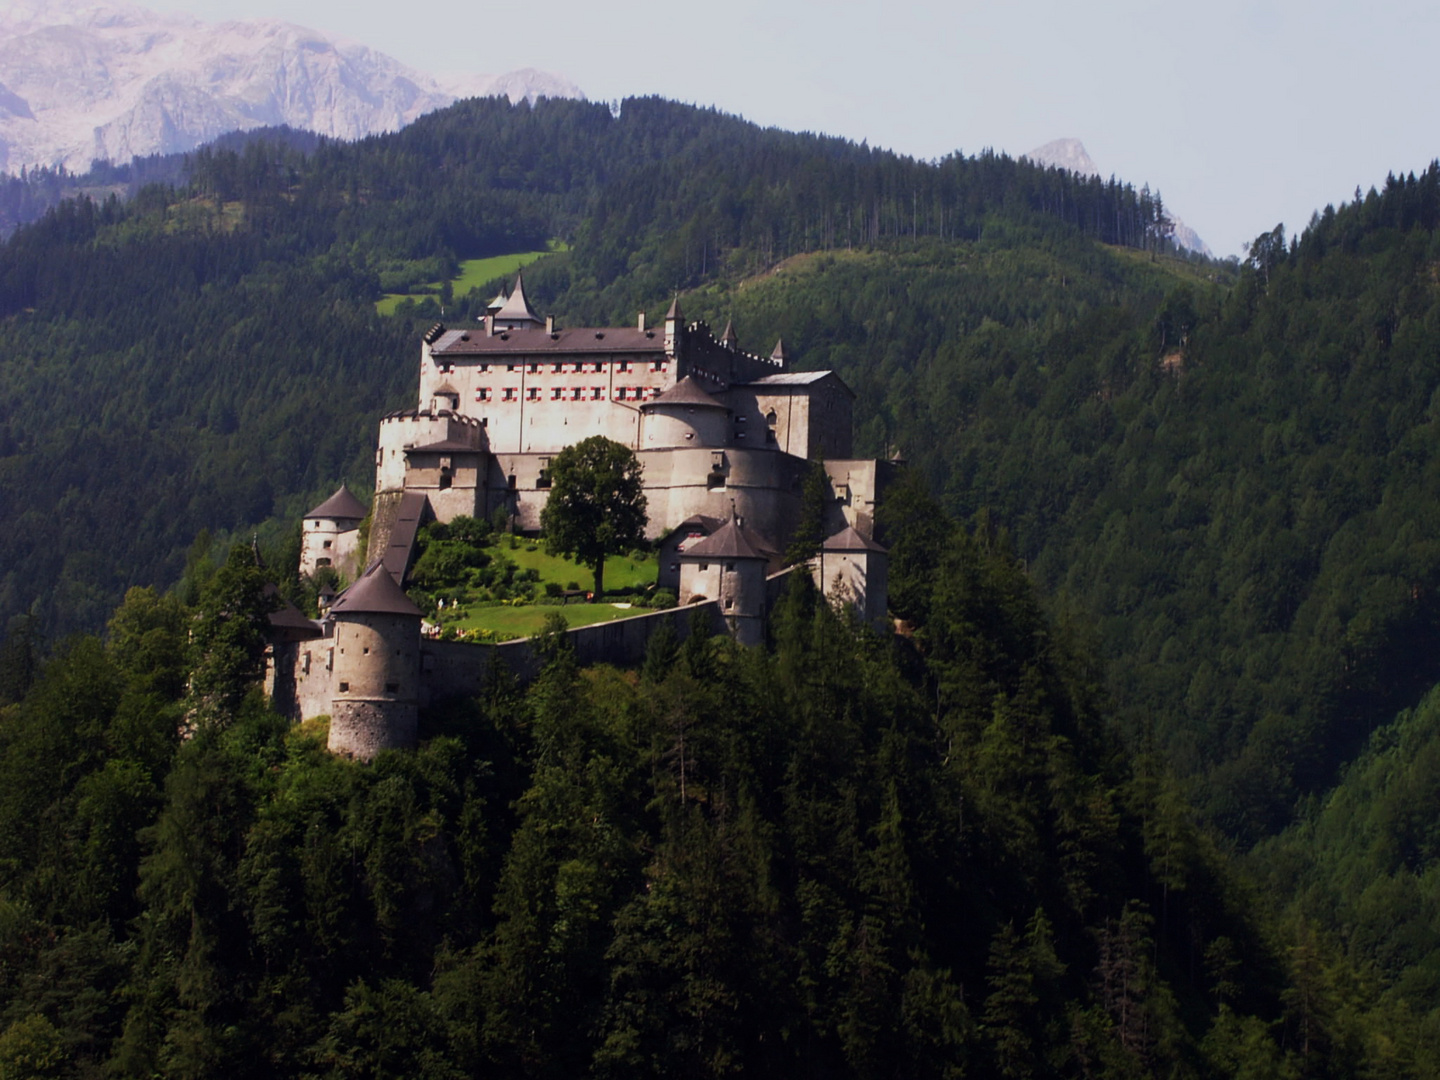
158;0;1440;257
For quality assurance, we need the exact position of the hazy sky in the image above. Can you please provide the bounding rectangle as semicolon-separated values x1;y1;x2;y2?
154;0;1440;257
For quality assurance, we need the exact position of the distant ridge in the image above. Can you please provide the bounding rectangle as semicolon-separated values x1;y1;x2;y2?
1023;137;1213;257
0;0;583;173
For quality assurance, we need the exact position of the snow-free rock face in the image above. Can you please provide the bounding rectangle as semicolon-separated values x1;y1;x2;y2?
1022;136;1213;257
1023;137;1101;179
0;0;584;173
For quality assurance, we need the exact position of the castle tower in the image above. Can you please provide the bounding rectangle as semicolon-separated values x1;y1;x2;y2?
664;296;684;360
814;525;888;630
678;512;773;646
327;561;423;759
491;272;543;330
300;485;367;578
639;376;731;449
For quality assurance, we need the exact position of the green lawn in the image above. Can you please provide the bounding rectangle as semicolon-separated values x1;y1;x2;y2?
501;542;657;593
375;244;568;315
442;601;646;639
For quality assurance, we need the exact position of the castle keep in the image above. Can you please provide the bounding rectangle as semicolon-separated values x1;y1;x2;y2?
275;276;893;758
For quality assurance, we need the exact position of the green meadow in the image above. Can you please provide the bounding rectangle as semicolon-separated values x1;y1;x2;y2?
375;245;567;315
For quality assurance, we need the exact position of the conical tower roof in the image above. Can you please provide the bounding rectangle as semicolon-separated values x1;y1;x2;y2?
665;295;683;322
822;524;887;553
486;287;508;313
641;375;729;411
330;561;423;618
770;338;788;363
493;271;542;325
306;484;367;521
681;515;772;561
719;319;737;348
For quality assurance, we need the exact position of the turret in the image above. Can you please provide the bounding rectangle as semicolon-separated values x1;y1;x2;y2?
814;525;888;630
678;512;773;646
639;376;731;448
300;485;367;578
327;561;422;759
664;296;684;360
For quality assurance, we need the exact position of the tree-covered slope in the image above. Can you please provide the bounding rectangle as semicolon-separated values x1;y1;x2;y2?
665;169;1440;843
0;514;1406;1078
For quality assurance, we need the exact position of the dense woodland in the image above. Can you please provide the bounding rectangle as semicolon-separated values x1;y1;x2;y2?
5;94;1440;1073
0;497;1419;1078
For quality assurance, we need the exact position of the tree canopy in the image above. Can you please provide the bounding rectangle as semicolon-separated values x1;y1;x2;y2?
539;435;647;599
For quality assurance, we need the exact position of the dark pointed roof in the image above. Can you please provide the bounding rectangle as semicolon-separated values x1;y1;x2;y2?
665;295;683;322
493;271;542;324
680;516;772;561
770;338;788;363
640;375;729;411
306;485;367;521
822;525;887;553
265;584;325;640
330;560;423;618
719;319;737;347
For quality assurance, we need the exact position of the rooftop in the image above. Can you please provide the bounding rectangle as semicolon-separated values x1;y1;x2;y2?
642;376;729;411
330;560;423;618
822;525;887;553
681;516;774;561
430;324;667;356
306;485;367;521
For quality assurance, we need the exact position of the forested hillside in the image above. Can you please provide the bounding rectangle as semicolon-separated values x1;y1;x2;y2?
7;94;1440;857
0;503;1419;1078
0;96;1176;641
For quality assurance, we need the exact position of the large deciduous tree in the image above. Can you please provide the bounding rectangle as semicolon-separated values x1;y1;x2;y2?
540;436;647;600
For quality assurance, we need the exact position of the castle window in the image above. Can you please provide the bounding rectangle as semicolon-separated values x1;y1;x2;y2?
726;598;734;610
438;473;452;490
338;681;349;692
302;651;311;673
507;363;517;371
552;362;563;373
508;474;517;489
572;388;584;400
572;362;585;373
699;563;709;571
706;474;725;491
615;387;626;401
537;470;551;489
503;387;516;401
725;562;736;572
526;387;539;400
551;388;563;400
592;387;603;400
316;557;331;567
362;646;369;654
439;363;453;374
478;363;490;372
736;431;746;439
527;363;539;373
591;361;603;373
618;361;631;373
323;540;332;549
477;388;491;401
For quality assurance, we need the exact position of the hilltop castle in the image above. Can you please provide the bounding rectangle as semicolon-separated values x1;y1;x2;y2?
270;276;893;758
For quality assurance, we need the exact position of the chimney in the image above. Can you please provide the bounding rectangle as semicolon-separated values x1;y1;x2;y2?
546;315;554;334
637;311;647;332
485;314;494;337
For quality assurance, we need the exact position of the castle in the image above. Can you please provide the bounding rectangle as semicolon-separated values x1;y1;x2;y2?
269;275;893;758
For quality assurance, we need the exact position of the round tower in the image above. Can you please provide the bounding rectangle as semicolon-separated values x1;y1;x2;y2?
300;484;368;578
327;561;423;759
677;512;773;646
640;376;731;448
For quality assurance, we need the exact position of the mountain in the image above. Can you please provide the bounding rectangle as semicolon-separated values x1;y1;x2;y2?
1024;136;1214;257
0;0;582;173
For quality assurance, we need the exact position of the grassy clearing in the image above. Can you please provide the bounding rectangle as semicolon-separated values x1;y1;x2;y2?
375;243;569;315
499;540;657;593
442;601;645;638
